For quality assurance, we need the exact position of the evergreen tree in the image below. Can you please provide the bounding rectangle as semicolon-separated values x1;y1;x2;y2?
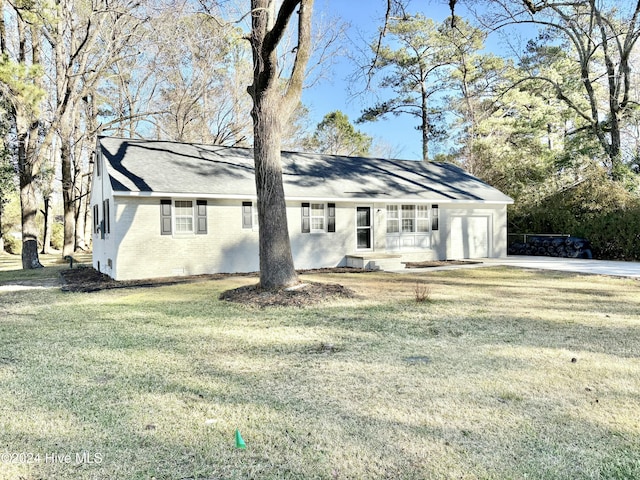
304;111;372;156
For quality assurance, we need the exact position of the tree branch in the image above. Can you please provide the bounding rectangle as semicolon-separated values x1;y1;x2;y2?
282;0;313;116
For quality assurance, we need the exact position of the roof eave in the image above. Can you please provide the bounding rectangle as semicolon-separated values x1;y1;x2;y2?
111;190;513;204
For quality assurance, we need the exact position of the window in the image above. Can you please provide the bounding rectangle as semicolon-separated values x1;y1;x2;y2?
386;205;399;233
301;202;335;233
391;205;433;233
311;203;325;231
417;205;429;233
386;204;436;250
160;199;207;236
174;200;194;233
402;205;415;232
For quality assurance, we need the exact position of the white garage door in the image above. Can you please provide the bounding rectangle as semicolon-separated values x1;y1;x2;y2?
450;215;490;259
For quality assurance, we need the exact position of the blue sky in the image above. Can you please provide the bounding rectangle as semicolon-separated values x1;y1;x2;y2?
300;0;530;160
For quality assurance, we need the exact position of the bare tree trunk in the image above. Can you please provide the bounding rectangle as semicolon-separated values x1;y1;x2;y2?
248;0;313;289
0;0;6;54
420;80;429;161
73;127;88;252
61;128;75;257
83;95;98;250
18;128;43;269
0;201;5;253
80;150;95;249
41;141;57;254
252;87;297;289
16;19;43;269
41;196;53;254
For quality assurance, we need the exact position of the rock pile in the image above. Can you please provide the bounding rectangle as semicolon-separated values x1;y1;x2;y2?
508;236;592;258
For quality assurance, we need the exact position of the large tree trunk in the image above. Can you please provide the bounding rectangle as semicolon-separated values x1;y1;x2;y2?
248;0;313;290
252;87;297;289
18;129;43;269
16;19;43;269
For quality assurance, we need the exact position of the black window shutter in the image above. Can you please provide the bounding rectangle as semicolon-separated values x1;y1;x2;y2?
301;203;310;233
196;200;207;234
161;199;172;235
242;202;253;229
327;203;336;232
431;204;439;231
93;205;99;234
103;199;110;234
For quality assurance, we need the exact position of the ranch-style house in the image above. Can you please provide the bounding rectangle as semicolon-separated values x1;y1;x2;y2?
91;136;513;281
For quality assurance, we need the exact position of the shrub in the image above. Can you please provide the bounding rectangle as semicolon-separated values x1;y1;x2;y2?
510;167;640;261
3;234;21;254
414;281;432;303
51;222;64;250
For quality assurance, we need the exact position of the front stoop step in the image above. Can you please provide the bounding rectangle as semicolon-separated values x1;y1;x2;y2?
346;254;405;271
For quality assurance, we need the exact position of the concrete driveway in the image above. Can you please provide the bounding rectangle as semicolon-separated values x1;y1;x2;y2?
477;256;640;279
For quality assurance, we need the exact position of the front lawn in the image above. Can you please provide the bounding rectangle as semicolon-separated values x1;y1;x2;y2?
0;265;639;479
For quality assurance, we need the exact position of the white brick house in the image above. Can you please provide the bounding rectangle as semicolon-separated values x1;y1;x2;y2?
90;137;513;281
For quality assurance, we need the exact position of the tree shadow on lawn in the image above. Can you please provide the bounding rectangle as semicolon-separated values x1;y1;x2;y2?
5;266;640;478
59;266;366;308
7;319;640;479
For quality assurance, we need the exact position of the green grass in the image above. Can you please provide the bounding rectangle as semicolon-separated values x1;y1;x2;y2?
0;253;92;282
0;263;639;479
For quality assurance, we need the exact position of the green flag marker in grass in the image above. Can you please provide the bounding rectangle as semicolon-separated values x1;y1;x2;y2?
235;429;246;449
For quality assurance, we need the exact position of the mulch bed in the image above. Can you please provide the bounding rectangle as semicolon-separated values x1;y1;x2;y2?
403;260;481;268
59;266;359;306
61;261;481;306
59;267;253;293
219;282;357;307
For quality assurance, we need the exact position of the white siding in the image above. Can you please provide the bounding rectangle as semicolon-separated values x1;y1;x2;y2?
94;191;509;280
112;199;260;280
90;150;117;278
106;199;359;280
442;204;508;260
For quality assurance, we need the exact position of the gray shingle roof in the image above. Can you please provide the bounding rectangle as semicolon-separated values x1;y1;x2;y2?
99;136;513;203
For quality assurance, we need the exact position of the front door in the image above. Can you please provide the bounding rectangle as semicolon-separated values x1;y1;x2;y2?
356;206;372;250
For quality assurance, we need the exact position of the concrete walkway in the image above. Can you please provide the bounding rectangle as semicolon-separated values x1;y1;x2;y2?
413;256;640;279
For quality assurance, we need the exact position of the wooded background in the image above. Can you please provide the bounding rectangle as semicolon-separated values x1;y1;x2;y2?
2;0;639;269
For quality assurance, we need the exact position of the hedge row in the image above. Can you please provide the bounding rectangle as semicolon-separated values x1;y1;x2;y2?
511;208;640;261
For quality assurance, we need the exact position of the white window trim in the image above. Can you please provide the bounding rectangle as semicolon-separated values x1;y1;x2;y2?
386;204;434;249
310;203;326;233
302;202;336;234
173;199;196;235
